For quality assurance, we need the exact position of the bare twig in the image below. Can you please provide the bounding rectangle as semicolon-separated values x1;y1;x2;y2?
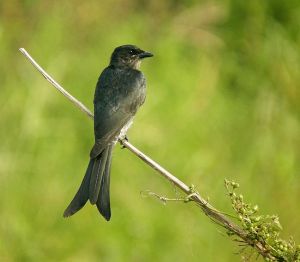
19;48;276;261
19;48;93;119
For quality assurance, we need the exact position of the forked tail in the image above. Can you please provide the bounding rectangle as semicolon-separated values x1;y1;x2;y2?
63;145;113;221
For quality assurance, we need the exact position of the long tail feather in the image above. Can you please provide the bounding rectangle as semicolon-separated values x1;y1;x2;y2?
96;145;113;221
63;145;113;220
89;147;109;204
63;159;94;217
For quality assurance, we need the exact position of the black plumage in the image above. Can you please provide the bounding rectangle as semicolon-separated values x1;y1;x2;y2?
63;45;153;221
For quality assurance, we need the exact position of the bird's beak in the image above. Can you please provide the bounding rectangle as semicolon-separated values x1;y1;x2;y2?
139;51;153;59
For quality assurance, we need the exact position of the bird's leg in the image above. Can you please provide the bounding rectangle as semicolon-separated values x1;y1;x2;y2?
119;135;129;149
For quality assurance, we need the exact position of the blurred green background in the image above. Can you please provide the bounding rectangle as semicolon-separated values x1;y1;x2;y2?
1;0;300;261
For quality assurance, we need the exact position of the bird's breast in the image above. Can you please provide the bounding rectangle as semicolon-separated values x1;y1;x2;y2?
119;72;146;113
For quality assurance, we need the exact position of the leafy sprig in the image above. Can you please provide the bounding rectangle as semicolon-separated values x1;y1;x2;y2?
225;180;300;261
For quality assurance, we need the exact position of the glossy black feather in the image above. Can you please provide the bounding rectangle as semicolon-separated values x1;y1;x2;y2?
63;159;94;217
89;149;108;204
96;145;113;221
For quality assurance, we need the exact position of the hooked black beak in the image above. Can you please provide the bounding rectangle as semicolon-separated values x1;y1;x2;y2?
139;51;154;59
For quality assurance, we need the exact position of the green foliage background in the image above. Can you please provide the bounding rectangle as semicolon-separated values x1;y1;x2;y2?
1;1;299;261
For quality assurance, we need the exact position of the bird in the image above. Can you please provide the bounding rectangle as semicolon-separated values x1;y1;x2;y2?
63;45;153;221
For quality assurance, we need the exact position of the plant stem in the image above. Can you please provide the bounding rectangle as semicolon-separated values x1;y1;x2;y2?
19;48;276;261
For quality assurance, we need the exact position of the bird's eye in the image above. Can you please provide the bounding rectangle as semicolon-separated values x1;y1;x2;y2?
129;49;135;55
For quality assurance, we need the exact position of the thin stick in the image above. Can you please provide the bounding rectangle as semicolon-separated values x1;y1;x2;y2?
120;139;190;193
19;48;93;119
18;47;190;194
19;48;275;260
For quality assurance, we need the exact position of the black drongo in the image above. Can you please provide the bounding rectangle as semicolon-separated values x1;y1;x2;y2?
63;45;153;221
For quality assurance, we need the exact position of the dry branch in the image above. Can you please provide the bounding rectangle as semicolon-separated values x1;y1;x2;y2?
19;48;277;261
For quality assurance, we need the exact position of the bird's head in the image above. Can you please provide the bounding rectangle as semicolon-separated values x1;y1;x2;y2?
110;45;153;69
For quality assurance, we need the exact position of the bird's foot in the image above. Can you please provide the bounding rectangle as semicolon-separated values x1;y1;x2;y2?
119;135;129;149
